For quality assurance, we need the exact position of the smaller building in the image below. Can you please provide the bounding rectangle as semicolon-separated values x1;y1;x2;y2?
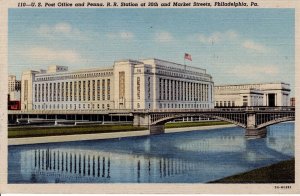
290;97;295;107
214;82;291;107
8;75;21;101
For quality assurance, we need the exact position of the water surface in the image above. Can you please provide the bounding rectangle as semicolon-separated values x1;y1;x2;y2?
8;122;294;183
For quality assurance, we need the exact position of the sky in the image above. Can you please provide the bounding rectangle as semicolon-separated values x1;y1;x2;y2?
8;9;295;95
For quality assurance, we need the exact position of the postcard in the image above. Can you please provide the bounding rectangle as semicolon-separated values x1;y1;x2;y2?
0;0;299;193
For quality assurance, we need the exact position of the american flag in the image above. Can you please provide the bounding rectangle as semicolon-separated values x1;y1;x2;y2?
184;53;192;61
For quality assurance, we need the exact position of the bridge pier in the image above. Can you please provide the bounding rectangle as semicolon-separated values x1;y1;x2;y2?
245;127;267;139
149;125;165;135
133;113;165;135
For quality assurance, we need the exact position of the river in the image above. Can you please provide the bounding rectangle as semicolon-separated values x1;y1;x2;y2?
8;122;294;183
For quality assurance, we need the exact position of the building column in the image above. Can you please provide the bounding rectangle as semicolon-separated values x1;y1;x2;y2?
179;81;182;101
169;79;172;102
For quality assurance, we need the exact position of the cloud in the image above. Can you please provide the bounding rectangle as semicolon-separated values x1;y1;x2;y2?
120;31;134;40
36;22;86;40
192;30;273;54
154;31;174;43
24;47;82;64
195;30;238;44
230;64;279;79
242;40;268;53
107;31;135;40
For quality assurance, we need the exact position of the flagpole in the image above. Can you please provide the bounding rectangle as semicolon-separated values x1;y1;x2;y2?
184;54;186;72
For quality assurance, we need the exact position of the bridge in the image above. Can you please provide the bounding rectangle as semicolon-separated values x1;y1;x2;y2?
8;107;295;138
132;107;295;138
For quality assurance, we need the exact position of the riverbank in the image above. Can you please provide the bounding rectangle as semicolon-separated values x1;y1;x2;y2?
8;124;147;138
210;159;295;183
8;122;236;145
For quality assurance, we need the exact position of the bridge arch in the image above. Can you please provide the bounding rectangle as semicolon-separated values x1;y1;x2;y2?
151;113;247;128
256;117;295;129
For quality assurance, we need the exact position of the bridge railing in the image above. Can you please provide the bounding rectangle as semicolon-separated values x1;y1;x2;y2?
8;106;294;115
8;109;132;115
132;106;295;113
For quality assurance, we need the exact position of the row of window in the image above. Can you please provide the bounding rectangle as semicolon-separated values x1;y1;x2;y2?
135;102;210;109
215;84;263;90
156;63;206;76
157;70;209;82
34;103;111;110
136;76;152;100
136;103;209;109
159;78;209;102
215;101;235;107
33;79;111;103
8;81;21;91
159;103;210;109
35;71;113;81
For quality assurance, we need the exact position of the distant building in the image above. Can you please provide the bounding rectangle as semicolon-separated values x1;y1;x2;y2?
21;59;214;111
214;82;291;107
8;75;21;101
290;97;295;106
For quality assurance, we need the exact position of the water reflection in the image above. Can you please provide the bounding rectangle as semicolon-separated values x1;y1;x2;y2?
267;123;294;156
21;149;112;183
9;122;294;183
176;135;245;153
20;148;204;183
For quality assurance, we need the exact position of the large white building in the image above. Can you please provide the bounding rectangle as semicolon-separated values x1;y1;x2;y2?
21;59;214;111
214;82;291;107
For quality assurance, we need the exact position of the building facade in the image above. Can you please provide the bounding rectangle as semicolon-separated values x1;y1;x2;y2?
214;82;291;107
8;75;21;101
21;59;214;111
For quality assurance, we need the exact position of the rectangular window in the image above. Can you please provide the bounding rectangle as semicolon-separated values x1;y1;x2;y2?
180;81;184;101
243;96;248;106
137;77;140;100
57;83;60;101
50;83;52;102
148;77;151;100
34;84;37;102
83;81;86;101
159;78;162;100
74;81;77;101
88;80;90;101
119;72;125;99
79;81;82;101
206;84;209;102
97;80;100;101
102;79;105;100
163;79;166;100
166;80;169;100
45;84;48;102
66;82;69;101
195;83;197;101
61;82;64;101
53;83;56;102
92;80;95;101
170;80;173;101
107;79;110;100
70;82;72;101
201;84;204;102
174;81;177;101
42;84;44;102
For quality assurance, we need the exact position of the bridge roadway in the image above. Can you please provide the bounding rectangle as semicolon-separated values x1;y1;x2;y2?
132;107;295;138
8;107;295;138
